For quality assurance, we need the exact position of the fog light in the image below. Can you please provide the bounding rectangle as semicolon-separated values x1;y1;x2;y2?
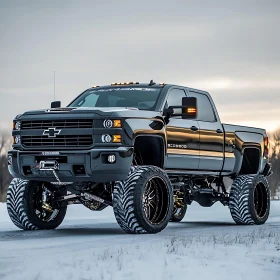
101;134;112;143
8;155;12;165
108;154;116;163
14;136;21;144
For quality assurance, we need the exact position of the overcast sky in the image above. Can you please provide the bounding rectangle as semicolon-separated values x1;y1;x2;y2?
0;0;279;132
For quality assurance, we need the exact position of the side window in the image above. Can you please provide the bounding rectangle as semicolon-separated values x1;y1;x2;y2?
196;93;216;122
165;88;186;115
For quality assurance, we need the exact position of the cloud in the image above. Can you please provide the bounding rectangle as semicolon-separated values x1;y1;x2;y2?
187;78;280;91
0;0;280;132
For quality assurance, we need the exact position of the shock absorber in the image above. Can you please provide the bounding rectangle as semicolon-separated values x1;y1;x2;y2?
41;185;54;213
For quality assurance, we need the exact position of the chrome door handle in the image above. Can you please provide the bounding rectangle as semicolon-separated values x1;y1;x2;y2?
191;126;199;131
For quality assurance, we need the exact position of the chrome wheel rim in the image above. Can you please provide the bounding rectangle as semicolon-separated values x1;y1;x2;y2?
142;176;169;225
32;184;59;222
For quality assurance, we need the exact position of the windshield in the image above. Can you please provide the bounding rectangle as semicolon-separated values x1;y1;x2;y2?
69;87;162;110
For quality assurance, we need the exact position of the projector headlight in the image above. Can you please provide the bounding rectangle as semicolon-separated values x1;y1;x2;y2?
103;120;113;128
103;119;121;128
8;155;12;165
13;135;21;144
13;121;21;130
101;134;122;143
101;134;112;143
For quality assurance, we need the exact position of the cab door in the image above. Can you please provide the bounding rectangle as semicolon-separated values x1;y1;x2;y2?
165;88;200;170
189;91;224;172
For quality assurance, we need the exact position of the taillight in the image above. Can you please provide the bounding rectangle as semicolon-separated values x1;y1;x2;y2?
264;136;269;157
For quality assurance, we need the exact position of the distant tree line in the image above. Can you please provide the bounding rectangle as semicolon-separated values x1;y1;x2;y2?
0;130;279;202
267;129;280;199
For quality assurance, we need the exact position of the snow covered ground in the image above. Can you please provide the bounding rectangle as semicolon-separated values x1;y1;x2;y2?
0;201;279;280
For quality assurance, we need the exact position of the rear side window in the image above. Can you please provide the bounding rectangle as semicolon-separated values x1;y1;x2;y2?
194;93;216;122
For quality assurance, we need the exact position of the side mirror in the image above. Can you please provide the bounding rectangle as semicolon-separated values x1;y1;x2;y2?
163;107;174;117
51;101;61;108
181;97;197;119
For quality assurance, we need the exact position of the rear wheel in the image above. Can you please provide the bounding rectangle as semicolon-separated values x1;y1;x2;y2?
6;178;67;230
229;174;270;225
113;166;173;234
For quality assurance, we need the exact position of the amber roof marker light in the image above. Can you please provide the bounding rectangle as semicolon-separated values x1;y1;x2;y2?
110;81;164;86
111;82;139;86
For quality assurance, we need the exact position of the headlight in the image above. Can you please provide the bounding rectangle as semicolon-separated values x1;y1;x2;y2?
101;134;122;143
13;121;21;130
8;155;12;165
101;134;112;143
103;119;121;128
13;135;21;144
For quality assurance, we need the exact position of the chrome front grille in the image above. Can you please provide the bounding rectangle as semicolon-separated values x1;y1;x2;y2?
21;119;93;129
21;135;93;147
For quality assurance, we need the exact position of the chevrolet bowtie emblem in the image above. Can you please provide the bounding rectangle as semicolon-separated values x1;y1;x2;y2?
43;127;61;138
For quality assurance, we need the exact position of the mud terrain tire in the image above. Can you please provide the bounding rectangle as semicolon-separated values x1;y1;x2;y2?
113;166;173;234
229;174;270;225
6;178;67;230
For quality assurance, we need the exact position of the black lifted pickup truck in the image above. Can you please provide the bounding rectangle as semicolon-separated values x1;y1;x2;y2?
7;81;272;234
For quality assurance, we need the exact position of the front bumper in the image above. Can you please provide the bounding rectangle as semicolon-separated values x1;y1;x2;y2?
8;147;133;183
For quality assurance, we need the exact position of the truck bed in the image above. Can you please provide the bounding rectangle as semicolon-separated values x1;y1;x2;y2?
222;123;266;135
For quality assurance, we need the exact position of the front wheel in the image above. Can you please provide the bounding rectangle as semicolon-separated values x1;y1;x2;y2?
6;179;67;230
229;174;270;225
113;166;174;234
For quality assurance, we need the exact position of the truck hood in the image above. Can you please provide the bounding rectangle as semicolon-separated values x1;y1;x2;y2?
17;107;162;120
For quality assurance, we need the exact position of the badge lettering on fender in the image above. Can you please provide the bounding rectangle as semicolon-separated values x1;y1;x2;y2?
168;144;187;149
